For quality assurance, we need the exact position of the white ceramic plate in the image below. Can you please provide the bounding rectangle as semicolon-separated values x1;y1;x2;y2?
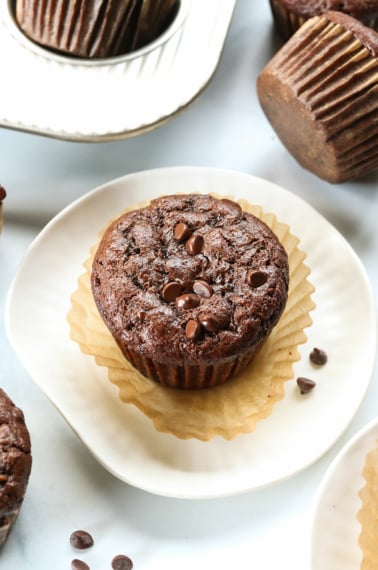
311;418;378;570
5;167;376;499
0;0;236;141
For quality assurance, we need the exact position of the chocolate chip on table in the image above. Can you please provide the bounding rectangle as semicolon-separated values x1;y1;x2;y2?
185;319;201;340
199;314;222;333
193;280;212;298
174;222;192;241
111;554;133;570
162;281;182;302
71;559;90;570
297;377;316;394
185;234;204;255
175;293;200;310
246;270;268;288
70;530;94;550
309;347;328;366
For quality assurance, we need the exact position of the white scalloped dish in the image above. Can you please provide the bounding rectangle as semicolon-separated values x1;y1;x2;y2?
0;0;236;141
5;167;377;499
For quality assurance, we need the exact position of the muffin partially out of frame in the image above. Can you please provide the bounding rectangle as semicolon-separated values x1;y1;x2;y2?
0;185;6;234
68;193;315;440
269;0;378;40
257;11;378;183
0;388;32;547
15;0;180;59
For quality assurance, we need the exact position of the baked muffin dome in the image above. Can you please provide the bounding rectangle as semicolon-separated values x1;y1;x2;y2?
91;194;289;389
269;0;378;39
257;11;378;183
0;388;32;547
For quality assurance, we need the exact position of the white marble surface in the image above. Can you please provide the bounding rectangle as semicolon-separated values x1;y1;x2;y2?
0;1;377;569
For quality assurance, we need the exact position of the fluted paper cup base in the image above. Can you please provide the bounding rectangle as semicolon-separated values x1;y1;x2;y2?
68;197;315;441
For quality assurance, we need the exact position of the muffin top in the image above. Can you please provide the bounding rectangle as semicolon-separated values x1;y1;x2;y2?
277;0;378;17
91;194;289;366
0;388;32;535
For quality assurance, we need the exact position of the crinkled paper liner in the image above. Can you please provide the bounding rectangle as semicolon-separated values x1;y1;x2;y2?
68;195;315;441
357;440;378;569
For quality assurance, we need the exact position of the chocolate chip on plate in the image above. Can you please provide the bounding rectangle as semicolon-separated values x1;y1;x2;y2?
309;347;328;366
70;530;94;550
111;554;134;570
297;377;316;394
71;559;90;570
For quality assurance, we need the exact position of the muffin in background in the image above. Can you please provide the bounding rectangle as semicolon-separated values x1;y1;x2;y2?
257;11;378;183
15;0;180;59
0;388;32;547
269;0;378;40
90;194;289;390
357;440;378;569
0;185;6;234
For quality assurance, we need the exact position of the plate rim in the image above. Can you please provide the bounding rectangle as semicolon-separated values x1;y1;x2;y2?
5;166;377;499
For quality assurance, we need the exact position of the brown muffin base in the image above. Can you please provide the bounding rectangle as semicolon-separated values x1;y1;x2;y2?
257;13;378;183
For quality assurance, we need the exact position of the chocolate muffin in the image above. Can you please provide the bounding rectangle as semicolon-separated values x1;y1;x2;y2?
0;388;32;547
269;0;378;40
257;11;378;183
91;194;289;390
14;0;179;59
0;185;5;234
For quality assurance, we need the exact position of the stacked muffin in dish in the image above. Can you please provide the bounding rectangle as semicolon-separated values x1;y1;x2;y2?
15;0;180;58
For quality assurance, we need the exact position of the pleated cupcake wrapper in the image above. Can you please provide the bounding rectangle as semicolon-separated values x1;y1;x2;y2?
15;0;178;58
68;196;315;441
263;15;378;181
269;1;378;40
357;440;378;569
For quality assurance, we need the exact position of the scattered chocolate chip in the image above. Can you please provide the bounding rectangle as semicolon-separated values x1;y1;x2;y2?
111;554;133;570
193;280;212;298
71;560;90;570
0;474;8;482
137;310;146;322
176;293;200;310
309;347;328;366
297;377;316;394
162;281;182;302
70;530;94;550
0;185;6;201
199;314;222;332
185;319;201;340
174;222;192;241
246;270;268;288
186;234;204;255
